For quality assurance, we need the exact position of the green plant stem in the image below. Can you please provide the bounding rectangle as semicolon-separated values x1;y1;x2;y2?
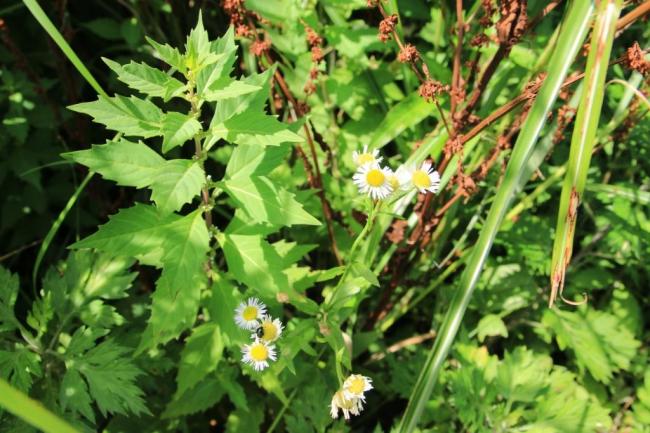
32;171;94;289
266;388;299;433
327;200;381;308
0;379;81;433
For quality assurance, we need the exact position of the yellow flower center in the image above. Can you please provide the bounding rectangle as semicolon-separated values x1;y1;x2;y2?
335;391;355;409
388;175;400;191
242;306;258;321
261;322;277;342
347;377;366;394
357;153;375;165
366;169;385;187
412;170;431;189
249;343;268;361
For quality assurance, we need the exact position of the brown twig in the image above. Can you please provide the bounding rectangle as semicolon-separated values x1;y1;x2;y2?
615;0;650;32
451;0;465;118
367;2;647;327
369;331;437;362
0;239;42;263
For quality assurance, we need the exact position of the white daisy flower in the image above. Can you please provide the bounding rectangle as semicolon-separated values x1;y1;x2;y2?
399;161;440;194
330;390;363;419
343;374;373;401
353;163;393;200
241;339;277;371
234;297;267;330
352;145;382;167
253;315;283;343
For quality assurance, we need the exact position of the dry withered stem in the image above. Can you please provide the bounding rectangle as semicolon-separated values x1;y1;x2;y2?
368;1;650;323
450;0;466;118
615;0;650;33
372;1;453;136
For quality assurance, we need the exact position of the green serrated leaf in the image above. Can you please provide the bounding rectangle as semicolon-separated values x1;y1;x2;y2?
71;208;209;346
196;27;236;98
213;69;273;124
146;36;186;74
68;95;163;138
225;143;289;179
43;251;136;322
60;369;94;422
204;275;247;346
150;160;205;213
530;368;612;432
0;347;42;393
70;204;181;267
218;233;291;298
148;210;210;346
175;323;223;397
62;139;164;189
632;371;650;427
221;176;320;227
103;58;185;101
79;300;124;329
184;11;215;69
161;112;202;153
543;307;640;383
67;339;149;417
204;79;262;102
211;110;303;146
163;377;225;418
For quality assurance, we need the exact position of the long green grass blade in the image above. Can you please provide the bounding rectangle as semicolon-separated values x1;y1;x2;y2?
22;0;108;98
397;1;595;431
32;172;93;287
549;0;622;307
0;378;81;433
24;0;112;286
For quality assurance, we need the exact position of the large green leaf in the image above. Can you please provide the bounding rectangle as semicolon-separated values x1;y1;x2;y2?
64;336;149;417
212;69;273;124
71;204;180;266
146;36;186;74
221;176;320;227
225;143;289;179
62;139;164;189
64;141;204;213
71;206;210;345
161;112;202;153
217;233;291;298
150;160;205;213
210;110;303;146
68;95;163;138
103;58;185;101
148;210;210;345
175;323;223;397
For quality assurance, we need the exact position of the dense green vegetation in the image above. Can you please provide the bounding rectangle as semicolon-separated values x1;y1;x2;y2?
1;1;649;432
